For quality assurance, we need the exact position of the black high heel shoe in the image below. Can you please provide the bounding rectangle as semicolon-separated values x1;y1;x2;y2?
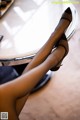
50;34;68;71
60;7;72;23
55;7;72;47
53;7;72;48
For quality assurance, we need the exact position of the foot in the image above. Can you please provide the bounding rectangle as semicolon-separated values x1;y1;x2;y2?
50;34;69;71
49;7;72;50
60;7;72;23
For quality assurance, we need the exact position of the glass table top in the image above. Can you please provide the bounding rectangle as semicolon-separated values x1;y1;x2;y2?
0;0;78;65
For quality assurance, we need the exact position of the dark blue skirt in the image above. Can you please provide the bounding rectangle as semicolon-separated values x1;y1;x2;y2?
0;66;19;84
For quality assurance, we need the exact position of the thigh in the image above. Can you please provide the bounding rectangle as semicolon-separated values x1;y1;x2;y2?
16;93;30;116
0;94;18;120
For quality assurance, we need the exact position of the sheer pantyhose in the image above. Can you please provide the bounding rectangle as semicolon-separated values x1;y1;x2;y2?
0;7;72;120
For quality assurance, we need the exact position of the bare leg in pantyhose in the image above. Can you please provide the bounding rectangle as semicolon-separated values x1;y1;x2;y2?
16;7;72;116
0;8;72;120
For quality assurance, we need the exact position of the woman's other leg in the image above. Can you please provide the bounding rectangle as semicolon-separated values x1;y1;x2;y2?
0;35;68;120
16;7;72;115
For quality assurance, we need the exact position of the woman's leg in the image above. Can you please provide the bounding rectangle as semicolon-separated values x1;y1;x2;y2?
16;7;72;115
0;7;72;118
0;35;68;120
22;7;72;74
